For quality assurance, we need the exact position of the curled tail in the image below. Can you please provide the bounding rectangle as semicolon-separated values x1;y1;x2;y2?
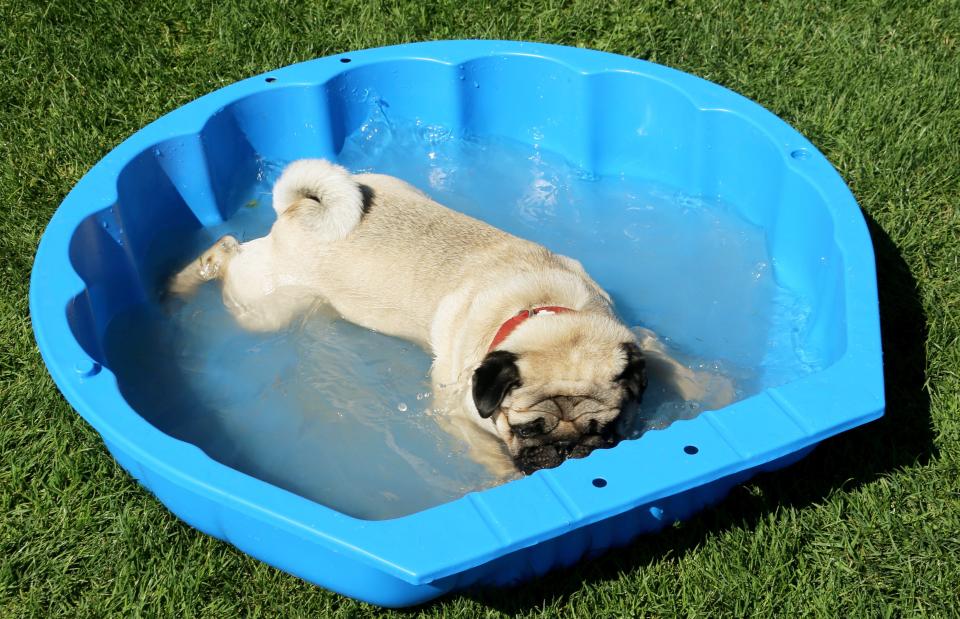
271;159;364;243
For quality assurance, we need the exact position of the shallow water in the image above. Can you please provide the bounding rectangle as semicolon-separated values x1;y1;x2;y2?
105;103;816;520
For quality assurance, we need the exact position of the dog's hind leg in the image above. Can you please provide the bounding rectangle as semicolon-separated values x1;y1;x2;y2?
167;159;362;331
168;235;240;296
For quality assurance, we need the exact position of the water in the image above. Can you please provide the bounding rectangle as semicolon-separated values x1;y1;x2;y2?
104;102;816;520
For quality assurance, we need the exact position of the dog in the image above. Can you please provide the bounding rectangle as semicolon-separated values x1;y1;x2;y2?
170;159;731;477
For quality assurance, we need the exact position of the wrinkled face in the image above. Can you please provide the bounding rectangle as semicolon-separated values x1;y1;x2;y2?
471;315;647;474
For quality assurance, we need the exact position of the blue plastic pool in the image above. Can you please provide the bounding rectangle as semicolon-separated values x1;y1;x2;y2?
30;41;884;606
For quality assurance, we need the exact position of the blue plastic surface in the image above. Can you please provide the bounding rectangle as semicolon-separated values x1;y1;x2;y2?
30;41;884;607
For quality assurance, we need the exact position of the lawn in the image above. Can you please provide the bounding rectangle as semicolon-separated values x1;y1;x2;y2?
2;0;958;616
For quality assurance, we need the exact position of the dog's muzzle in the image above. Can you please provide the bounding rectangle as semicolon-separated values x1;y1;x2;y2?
514;433;618;474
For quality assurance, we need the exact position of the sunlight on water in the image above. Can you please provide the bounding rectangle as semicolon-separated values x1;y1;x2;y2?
105;100;816;519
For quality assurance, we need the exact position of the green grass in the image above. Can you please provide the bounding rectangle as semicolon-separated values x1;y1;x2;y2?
2;0;958;616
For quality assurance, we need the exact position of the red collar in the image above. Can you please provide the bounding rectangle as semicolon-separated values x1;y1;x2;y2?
487;306;574;352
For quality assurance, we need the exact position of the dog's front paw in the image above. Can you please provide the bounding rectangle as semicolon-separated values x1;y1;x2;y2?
677;369;737;410
700;372;736;409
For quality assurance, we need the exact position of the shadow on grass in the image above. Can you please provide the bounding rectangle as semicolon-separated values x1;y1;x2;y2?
450;211;935;613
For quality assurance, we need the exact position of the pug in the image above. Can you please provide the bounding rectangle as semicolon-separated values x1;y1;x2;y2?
170;159;731;477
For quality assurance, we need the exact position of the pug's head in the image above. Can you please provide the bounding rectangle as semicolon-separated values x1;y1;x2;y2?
471;312;646;474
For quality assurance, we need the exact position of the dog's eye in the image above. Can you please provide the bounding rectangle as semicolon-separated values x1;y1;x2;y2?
587;419;599;434
514;418;545;438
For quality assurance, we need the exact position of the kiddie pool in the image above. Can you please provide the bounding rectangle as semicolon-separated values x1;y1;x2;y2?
30;41;884;606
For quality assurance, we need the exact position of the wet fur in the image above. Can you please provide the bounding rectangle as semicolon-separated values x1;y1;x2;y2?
170;159;731;477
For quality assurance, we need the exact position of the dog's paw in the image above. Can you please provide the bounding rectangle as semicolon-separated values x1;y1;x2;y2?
167;235;239;297
200;235;239;279
700;372;736;409
489;457;525;482
167;268;201;298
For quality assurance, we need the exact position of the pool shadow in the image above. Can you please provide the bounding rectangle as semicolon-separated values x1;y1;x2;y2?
450;211;935;613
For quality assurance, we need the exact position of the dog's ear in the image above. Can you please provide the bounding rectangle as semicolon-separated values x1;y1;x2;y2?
616;342;647;401
472;351;522;419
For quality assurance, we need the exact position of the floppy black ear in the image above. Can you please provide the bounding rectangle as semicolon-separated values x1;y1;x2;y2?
472;351;522;419
616;342;647;402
